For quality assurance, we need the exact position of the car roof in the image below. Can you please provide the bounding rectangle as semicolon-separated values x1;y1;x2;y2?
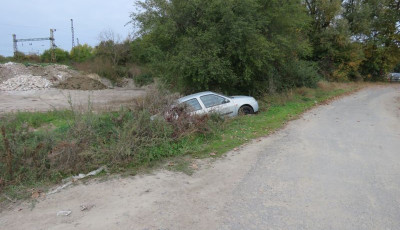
178;91;218;102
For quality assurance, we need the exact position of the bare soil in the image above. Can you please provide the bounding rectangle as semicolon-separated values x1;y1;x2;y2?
54;76;107;90
0;88;146;114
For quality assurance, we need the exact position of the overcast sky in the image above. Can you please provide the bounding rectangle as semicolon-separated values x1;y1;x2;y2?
0;0;136;57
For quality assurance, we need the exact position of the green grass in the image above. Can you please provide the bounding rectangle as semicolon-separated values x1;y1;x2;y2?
10;110;74;129
183;87;353;159
0;83;362;202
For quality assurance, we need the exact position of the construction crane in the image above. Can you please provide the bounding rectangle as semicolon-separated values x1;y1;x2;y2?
12;29;57;62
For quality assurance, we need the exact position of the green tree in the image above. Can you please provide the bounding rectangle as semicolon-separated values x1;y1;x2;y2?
40;48;70;63
96;30;130;66
131;0;319;94
343;0;400;80
70;44;94;62
305;0;365;81
394;63;400;72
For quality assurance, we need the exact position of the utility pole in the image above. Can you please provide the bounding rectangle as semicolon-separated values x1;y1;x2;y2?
71;19;75;48
76;38;80;46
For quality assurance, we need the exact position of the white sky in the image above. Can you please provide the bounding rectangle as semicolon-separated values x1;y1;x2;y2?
0;0;137;57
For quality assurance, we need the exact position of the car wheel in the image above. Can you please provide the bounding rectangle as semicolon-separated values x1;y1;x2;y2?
238;105;254;115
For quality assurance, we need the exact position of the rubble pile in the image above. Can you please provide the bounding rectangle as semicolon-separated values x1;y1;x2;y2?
0;62;110;91
0;75;53;91
0;62;81;84
0;62;31;83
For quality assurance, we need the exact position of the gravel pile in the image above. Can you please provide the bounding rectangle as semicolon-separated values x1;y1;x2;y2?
0;62;110;91
0;75;53;91
0;62;80;84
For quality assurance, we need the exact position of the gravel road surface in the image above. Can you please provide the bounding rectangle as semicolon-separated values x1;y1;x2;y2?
1;85;399;230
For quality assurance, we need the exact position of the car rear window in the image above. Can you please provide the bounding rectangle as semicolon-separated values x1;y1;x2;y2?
182;98;202;111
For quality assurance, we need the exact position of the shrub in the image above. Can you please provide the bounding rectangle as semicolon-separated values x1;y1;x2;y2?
40;48;70;63
70;44;94;63
0;55;8;63
11;52;41;63
283;60;321;88
134;73;154;87
73;57;120;82
394;63;400;73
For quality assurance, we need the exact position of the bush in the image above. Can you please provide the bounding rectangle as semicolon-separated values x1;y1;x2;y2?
70;44;94;63
73;57;123;83
11;52;41;63
134;73;154;87
41;48;70;63
0;55;8;63
283;60;321;88
394;63;400;73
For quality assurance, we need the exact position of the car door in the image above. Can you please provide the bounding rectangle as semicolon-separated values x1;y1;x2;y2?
199;93;235;116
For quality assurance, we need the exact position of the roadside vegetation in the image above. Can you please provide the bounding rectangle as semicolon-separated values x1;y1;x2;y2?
0;81;363;201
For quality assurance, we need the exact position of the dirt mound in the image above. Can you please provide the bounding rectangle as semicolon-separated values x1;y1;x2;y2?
54;76;107;90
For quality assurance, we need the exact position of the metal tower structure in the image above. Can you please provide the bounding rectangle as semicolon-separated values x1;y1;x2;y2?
12;29;57;62
71;19;75;48
50;29;56;62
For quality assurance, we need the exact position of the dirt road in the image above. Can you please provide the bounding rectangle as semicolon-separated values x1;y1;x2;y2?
0;88;145;114
1;85;399;230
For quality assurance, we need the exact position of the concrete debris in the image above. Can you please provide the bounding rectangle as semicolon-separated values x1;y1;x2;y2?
4;62;16;66
0;75;52;91
56;210;72;216
80;204;95;211
47;166;107;195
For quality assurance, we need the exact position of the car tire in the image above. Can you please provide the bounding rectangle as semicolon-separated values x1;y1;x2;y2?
238;105;254;115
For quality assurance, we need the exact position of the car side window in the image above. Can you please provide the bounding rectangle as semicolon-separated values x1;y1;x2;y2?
182;98;202;111
200;94;227;108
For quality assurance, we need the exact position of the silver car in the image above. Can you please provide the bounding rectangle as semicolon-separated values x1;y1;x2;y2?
178;91;259;117
388;73;400;82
